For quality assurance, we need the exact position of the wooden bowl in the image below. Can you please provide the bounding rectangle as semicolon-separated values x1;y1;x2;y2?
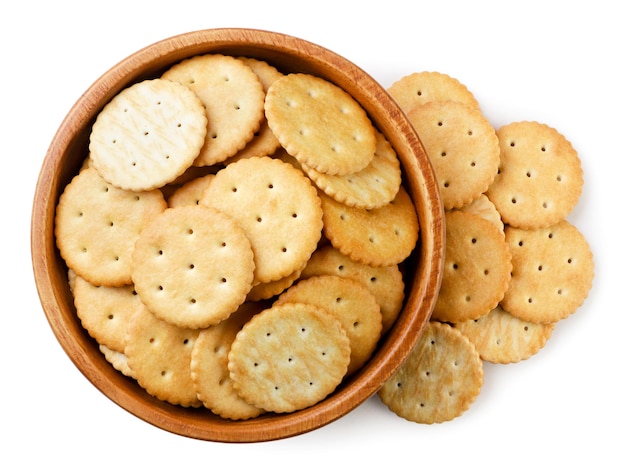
31;28;444;442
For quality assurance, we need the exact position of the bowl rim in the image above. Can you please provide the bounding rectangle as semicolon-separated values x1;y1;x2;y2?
31;27;444;443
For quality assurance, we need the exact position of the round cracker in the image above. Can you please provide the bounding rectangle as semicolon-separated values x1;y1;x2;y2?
191;302;267;420
432;211;512;324
167;173;215;208
55;167;167;287
501;220;594;324
265;73;377;176
89;78;208;191
200;156;323;284
388;71;479;112
302;130;402;209
228;302;351;413
487;121;584;229
275;275;382;376
73;275;142;353
300;245;405;334
320;185;419;267
458;193;504;234
125;304;201;407
406;100;500;209
162;54;266;166
378;321;483;424
455;305;555;364
131;206;255;329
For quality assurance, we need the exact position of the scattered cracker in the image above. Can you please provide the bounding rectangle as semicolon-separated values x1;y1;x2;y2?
455;305;555;364
131;206;255;329
406;100;500;209
167;173;215;208
387;71;479;112
432;211;512;324
378;321;483;424
55;167;167;287
200;156;323;284
276;275;382;376
162;54;266;166
302;130;402;209
125;304;201;407
501;220;594;324
191;302;268;420
228;302;351;413
99;344;133;378
300;245;405;334
487;121;584;229
320;185;419;267
73;275;142;353
265;73;377;176
458;193;504;234
89;78;208;191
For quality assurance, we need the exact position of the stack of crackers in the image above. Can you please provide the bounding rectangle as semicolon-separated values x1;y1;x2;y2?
55;54;419;418
378;71;594;424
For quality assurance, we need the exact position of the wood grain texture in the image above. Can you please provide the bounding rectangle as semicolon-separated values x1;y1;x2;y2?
31;28;444;443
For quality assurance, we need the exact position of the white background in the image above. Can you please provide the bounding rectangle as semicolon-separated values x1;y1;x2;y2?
3;1;623;472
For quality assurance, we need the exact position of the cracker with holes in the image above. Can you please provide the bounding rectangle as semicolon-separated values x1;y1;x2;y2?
300;245;405;335
302;130;402;209
378;321;483;424
228;302;351;413
406;100;500;210
432;211;512;324
73;275;142;353
200;156;323;284
131;206;255;329
125;304;201;407
275;275;382;376
455;305;555;364
319;185;419;267
487;121;584;229
167;173;215;208
55;167;167;287
501;220;594;324
191;302;268;420
89;78;208;191
387;71;479;113
162;54;265;166
265;73;377;176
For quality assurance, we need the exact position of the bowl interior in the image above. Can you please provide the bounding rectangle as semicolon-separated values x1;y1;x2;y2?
31;28;444;442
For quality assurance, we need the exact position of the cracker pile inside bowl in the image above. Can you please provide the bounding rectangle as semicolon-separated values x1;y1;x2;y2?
54;52;422;419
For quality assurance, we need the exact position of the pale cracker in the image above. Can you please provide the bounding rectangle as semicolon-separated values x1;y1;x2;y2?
432;211;512;324
455;305;555;364
55;167;167;287
125;304;201;407
131;206;255;329
99;344;133;378
246;267;304;302
89;78;208;191
73;275;142;353
406;100;500;209
161;54;265;166
300;245;405;334
458;193;504;234
275;275;382;376
301;130;402;209
228;302;351;413
265;73;377;176
486;121;584;229
200;156;323;284
387;71;479;112
191;302;267;420
319;185;419;267
501;220;594;324
378;321;483;424
167;173;215;208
